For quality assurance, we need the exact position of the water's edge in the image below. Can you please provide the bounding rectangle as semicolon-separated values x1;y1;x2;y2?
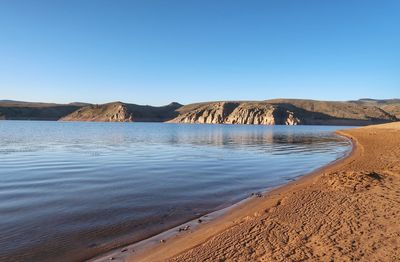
88;133;354;262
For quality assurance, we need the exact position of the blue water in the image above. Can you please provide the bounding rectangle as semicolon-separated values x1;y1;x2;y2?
0;121;351;262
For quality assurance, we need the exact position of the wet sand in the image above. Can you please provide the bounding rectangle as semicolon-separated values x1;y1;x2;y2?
94;122;400;262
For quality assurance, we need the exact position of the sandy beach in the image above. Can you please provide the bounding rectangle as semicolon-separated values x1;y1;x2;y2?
94;122;400;262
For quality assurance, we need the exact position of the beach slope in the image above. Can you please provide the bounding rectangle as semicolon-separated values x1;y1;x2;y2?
128;122;400;262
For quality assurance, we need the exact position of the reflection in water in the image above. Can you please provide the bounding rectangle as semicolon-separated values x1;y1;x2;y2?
164;125;345;155
0;122;351;262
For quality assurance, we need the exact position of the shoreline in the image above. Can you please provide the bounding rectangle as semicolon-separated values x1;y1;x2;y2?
89;131;355;262
150;122;400;261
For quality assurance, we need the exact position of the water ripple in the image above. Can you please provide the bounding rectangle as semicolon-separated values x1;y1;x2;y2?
0;122;352;262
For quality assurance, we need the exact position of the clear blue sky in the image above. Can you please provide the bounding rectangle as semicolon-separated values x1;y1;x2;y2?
0;0;399;105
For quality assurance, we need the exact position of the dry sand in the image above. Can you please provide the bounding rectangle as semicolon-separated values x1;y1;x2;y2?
95;122;400;262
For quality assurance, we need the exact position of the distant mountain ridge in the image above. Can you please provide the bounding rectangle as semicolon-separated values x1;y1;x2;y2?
0;99;399;125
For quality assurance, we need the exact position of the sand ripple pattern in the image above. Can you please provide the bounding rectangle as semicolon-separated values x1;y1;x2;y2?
165;123;400;262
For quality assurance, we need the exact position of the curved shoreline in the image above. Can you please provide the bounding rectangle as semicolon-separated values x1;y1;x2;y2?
89;131;355;262
146;122;400;261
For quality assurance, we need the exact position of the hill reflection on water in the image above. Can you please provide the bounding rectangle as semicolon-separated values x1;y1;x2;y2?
0;121;351;262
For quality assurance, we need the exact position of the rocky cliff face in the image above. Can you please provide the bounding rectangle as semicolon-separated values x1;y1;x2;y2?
169;102;301;125
170;102;237;124
106;104;134;122
225;104;300;125
169;100;398;126
60;103;131;122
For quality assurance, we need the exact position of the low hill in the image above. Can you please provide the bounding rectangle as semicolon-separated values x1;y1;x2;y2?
379;104;400;119
60;102;182;122
350;98;400;119
169;99;398;126
0;101;84;120
1;99;398;125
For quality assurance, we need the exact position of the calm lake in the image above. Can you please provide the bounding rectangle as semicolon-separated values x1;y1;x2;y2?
0;121;352;261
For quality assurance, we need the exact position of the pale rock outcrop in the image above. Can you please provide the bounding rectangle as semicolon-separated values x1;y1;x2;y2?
109;104;133;122
171;102;239;124
169;102;301;125
285;111;300;125
224;104;276;125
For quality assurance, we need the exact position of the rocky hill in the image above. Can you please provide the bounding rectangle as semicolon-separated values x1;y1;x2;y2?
60;102;182;122
350;98;400;119
170;101;300;125
380;104;400;119
1;99;398;125
0;101;83;120
169;99;398;126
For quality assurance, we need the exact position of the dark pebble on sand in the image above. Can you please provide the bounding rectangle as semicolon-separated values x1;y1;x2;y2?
178;225;190;232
